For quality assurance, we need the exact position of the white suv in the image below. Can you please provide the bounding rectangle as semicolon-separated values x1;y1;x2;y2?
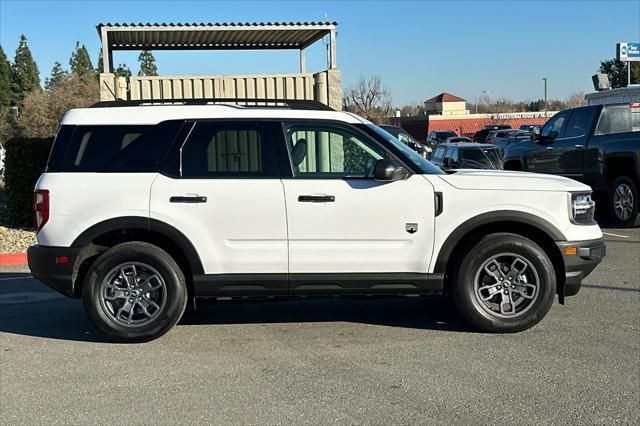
28;100;605;342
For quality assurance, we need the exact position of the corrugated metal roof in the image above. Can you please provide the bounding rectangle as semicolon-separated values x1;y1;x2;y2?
96;22;337;51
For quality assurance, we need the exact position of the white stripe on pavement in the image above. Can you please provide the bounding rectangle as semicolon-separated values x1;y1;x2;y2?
602;232;630;238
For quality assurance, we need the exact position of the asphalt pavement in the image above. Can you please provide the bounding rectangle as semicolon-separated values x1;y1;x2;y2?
1;227;638;424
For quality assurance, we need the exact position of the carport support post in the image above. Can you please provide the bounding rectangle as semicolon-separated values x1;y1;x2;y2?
300;48;306;74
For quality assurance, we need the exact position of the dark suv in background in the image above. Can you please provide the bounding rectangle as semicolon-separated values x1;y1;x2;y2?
472;125;512;143
503;104;640;227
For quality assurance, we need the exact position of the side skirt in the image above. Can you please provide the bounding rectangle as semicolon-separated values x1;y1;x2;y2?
193;273;444;298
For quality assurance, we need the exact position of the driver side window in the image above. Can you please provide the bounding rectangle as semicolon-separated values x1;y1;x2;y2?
285;124;385;178
542;113;568;139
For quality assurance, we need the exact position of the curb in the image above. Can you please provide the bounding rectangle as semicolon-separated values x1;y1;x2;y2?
0;253;28;266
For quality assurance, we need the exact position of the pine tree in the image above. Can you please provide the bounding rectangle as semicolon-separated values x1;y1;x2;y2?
96;48;103;74
114;63;132;78
0;44;13;107
69;42;95;80
45;61;69;91
11;34;41;104
137;50;158;76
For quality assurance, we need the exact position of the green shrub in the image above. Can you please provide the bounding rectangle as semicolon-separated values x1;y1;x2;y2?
4;137;53;227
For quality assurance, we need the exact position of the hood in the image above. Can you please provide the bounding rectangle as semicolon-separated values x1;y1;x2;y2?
436;169;592;192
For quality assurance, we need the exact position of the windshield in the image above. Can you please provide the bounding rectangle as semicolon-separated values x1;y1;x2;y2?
362;124;443;174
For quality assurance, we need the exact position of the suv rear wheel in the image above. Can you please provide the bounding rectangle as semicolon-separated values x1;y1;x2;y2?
452;233;556;333
609;176;640;228
82;242;187;342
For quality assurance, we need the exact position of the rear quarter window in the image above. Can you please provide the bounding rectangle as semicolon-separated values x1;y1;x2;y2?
595;105;640;135
47;121;183;172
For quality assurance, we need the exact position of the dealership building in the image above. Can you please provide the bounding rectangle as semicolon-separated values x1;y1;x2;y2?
391;92;556;140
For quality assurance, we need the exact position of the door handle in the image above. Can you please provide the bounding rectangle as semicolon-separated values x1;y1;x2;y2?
169;195;207;203
298;195;335;203
574;144;584;149
546;146;555;150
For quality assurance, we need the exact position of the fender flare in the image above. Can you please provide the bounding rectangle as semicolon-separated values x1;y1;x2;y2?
432;210;565;274
71;216;204;275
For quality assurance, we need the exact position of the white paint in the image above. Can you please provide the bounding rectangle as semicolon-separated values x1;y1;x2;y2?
602;232;630;238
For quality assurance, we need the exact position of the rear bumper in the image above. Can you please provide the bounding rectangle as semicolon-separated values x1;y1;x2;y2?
556;238;606;297
27;245;83;298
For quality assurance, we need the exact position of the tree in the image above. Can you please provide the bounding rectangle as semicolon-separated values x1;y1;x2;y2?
398;103;424;116
69;42;95;80
343;76;392;123
44;61;69;91
599;59;640;88
114;63;132;78
96;48;103;75
16;74;99;138
11;34;40;104
564;91;586;109
137;50;158;76
0;44;12;107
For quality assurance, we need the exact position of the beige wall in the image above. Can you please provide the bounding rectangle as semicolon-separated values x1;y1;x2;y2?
99;70;342;111
424;100;469;116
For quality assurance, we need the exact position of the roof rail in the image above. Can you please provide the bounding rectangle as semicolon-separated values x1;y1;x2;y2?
89;98;334;111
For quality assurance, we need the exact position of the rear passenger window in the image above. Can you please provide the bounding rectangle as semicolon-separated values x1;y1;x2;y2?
595;105;640;135
179;122;278;178
47;121;183;172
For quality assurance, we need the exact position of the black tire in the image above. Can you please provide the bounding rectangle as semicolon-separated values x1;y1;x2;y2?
82;242;188;342
609;176;640;228
451;233;556;333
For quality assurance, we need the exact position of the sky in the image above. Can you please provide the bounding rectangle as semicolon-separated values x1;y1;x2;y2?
1;0;639;106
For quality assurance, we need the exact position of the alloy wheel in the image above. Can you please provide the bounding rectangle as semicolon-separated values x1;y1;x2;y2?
613;183;634;221
473;253;540;319
99;262;167;327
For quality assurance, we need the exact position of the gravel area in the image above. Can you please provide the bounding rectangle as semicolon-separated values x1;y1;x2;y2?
0;177;37;254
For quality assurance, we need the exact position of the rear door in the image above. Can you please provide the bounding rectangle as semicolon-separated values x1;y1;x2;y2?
552;108;597;177
150;120;288;295
280;121;435;294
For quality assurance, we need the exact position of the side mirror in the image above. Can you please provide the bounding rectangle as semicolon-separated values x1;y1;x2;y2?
531;127;541;141
374;159;409;181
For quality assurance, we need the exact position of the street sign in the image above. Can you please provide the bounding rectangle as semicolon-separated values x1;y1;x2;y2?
617;42;640;62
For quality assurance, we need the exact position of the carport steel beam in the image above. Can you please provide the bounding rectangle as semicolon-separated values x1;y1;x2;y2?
97;22;338;74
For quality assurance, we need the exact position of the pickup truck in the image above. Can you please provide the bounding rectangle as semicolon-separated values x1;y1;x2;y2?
503;104;640;227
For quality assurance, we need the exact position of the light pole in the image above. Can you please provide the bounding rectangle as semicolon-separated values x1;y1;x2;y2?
475;90;489;114
542;78;548;116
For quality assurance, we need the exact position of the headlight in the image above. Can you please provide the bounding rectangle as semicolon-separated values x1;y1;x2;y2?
569;192;596;225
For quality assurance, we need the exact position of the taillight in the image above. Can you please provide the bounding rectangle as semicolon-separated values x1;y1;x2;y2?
33;189;49;232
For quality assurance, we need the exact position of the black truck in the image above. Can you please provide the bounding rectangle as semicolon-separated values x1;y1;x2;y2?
503;103;640;227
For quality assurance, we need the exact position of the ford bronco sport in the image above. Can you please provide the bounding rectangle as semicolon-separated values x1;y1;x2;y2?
28;99;605;342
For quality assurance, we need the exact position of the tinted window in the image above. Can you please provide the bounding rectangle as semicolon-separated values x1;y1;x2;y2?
595;105;640;135
180;122;278;178
542;113;567;139
432;146;446;164
460;148;503;169
285;124;385;178
565;109;595;138
47;122;182;172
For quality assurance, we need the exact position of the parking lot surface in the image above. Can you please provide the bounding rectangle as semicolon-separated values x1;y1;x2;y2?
1;227;638;424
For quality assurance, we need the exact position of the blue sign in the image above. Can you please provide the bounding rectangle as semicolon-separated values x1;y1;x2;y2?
617;42;640;62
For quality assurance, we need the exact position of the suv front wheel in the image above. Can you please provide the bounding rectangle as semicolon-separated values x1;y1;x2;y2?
452;233;556;333
83;242;188;342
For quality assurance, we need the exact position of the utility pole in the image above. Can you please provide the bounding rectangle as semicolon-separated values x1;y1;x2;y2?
542;77;548;116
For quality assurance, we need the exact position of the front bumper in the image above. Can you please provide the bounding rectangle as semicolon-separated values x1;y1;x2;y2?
27;245;83;298
556;238;606;297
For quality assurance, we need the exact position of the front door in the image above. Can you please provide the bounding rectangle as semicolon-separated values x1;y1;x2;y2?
527;111;569;174
552;108;595;177
280;122;435;294
150;120;288;295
